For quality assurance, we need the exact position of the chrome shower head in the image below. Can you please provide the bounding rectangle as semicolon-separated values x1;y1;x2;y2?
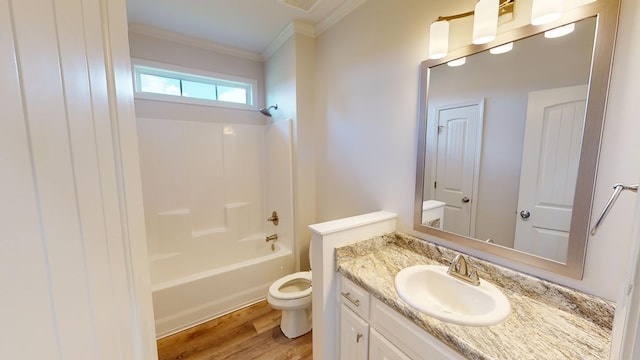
259;104;278;117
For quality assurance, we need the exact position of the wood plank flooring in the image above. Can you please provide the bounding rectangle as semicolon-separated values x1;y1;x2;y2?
157;300;312;360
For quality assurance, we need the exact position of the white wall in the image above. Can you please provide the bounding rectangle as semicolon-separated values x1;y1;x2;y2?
315;0;639;301
137;119;269;255
265;31;317;271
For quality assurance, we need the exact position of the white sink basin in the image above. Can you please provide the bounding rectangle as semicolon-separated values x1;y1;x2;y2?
394;265;511;326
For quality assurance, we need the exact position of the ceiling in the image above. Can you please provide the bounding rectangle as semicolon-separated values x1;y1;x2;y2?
126;0;365;57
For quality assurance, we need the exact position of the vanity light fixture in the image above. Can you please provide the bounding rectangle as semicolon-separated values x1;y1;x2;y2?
489;42;513;54
544;23;575;38
428;0;514;59
531;0;565;25
428;0;568;59
447;57;467;67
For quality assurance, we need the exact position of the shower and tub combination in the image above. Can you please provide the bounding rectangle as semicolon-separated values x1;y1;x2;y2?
136;115;295;338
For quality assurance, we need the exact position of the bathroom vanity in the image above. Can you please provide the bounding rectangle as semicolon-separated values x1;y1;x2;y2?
340;275;464;360
336;232;614;359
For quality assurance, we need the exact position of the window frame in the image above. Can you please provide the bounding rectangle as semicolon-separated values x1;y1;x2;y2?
131;58;258;111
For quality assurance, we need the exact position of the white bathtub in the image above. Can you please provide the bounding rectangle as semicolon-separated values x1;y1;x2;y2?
150;235;293;338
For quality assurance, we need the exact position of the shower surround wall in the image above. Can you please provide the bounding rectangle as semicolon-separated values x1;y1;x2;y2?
136;117;294;337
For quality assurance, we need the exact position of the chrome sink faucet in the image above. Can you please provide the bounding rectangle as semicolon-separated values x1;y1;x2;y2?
447;254;480;286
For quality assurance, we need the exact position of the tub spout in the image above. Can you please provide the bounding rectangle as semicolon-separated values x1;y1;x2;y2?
265;233;278;242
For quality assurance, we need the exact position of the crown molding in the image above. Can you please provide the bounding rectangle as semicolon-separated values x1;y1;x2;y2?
316;0;368;35
128;23;264;62
262;0;368;59
262;20;316;60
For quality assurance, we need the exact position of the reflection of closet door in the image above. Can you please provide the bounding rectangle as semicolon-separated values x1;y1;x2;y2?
434;102;483;237
514;85;587;262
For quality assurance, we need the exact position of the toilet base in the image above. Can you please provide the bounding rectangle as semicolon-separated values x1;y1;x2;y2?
280;307;312;338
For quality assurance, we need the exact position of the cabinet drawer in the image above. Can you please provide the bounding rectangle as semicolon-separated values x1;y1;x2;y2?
370;297;465;360
340;276;370;320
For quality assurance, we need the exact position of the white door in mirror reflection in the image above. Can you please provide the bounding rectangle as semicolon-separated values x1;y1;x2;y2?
514;85;587;263
435;103;483;237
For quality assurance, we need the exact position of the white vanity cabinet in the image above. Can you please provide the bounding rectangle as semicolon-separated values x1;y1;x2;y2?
339;275;466;360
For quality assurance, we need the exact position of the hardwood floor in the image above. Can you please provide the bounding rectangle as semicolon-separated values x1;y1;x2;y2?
157;300;312;360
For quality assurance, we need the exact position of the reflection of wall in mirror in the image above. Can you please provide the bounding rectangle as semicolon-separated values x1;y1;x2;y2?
425;17;596;248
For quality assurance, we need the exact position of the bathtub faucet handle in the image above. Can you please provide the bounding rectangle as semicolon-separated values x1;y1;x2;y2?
266;233;278;242
267;211;279;226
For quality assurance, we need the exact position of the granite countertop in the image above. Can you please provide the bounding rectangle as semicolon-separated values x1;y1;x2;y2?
335;232;615;360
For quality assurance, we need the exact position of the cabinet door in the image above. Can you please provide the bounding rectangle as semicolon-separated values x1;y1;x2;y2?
340;304;369;360
370;329;411;360
370;298;466;360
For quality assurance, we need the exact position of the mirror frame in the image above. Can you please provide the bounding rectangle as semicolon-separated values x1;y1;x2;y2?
414;0;621;279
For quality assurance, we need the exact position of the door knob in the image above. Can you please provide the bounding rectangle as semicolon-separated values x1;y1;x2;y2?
462;197;470;203
520;210;531;219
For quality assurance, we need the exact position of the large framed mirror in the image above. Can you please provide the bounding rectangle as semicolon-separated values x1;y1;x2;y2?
414;0;621;279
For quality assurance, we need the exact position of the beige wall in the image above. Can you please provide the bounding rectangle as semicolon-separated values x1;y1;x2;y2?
315;0;639;301
265;32;317;271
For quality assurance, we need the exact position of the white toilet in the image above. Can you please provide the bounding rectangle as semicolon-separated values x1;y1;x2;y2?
267;247;312;338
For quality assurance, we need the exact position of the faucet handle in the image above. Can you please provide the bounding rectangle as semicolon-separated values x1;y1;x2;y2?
267;211;279;226
468;270;481;286
448;254;465;274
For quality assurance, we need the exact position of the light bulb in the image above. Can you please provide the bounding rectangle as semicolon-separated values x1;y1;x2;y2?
447;57;466;67
429;21;449;59
472;0;499;45
531;0;565;26
489;42;513;54
545;23;575;38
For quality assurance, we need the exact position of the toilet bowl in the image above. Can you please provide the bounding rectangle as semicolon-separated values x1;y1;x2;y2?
267;246;312;338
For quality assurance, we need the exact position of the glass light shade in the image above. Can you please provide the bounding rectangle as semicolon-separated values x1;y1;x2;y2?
472;0;498;45
447;57;466;67
429;21;449;59
531;0;565;26
489;42;513;54
545;23;575;38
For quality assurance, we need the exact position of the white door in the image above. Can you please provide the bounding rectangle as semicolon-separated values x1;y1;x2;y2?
514;85;588;262
340;305;369;360
610;181;640;359
434;103;483;237
0;0;156;358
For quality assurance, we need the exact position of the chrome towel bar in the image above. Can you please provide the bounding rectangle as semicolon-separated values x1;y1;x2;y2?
590;183;639;236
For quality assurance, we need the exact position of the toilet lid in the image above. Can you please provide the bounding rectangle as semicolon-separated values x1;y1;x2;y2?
269;271;312;300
